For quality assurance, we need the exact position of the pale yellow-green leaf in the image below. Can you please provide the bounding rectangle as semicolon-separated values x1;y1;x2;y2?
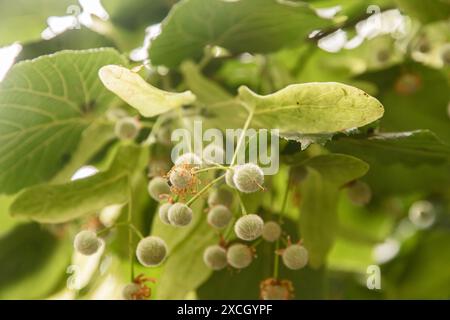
98;65;196;117
238;83;384;134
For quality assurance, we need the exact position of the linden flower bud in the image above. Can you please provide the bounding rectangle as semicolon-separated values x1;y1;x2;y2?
114;117;140;140
158;203;172;225
168;203;193;227
282;244;308;270
202;143;225;166
122;283;142;300
234;214;264;241
207;188;233;208
207;205;232;229
408;200;436;229
203;245;227;270
174;152;202;167
169;166;194;190
74;230;101;256
136;236;167;267
226;243;253;269
233;163;264;193
347;181;372;206
262;221;282;242
225;169;236;189
147;177;170;202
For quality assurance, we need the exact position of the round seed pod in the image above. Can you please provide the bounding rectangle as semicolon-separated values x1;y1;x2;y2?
234;214;264;241
202;143;225;165
262;221;282;242
408;200;436;229
347;181;372;206
174;152;202;167
225;169;236;189
168;203;193;227
207;205;232;229
207;188;233;208
115;117;140;140
227;243;253;269
261;285;290;300
158;203;172;225
282;244;308;270
147;177;170;202
136;236;167;267
122;283;142;300
169;166;194;190
74;230;101;256
203;245;227;270
233;163;264;193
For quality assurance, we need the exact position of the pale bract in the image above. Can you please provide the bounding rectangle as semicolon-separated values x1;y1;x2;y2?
238;83;384;134
99;65;196;117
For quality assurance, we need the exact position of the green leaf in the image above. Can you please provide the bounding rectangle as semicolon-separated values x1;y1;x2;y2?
10;145;147;223
17;28;118;62
0;49;127;194
238;83;384;134
149;0;330;67
51;121;116;183
180;61;232;104
395;0;450;23
301;153;370;186
0;223;71;299
360;62;450;143
104;0;175;32
329;130;450;195
299;154;369;268
98;65;196;117
330;130;450;166
0;0;76;46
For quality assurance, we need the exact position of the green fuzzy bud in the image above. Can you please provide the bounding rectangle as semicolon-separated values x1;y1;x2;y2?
233;163;264;193
408;200;436;229
147;177;170;202
207;205;232;229
115;117;140;140
282;244;308;270
225;169;236;189
347;181;372;206
122;283;142;300
158;203;172;225
234;214;264;241
203;245;227;270
226;243;253;269
207;188;233;208
136;236;168;267
168;203;193;227
262;221;281;242
73;230;101;256
74;230;101;256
